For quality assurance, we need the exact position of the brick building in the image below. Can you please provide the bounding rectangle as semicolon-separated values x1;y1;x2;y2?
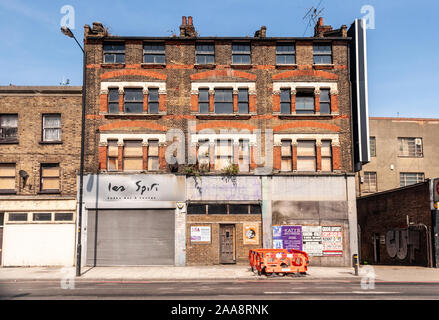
0;86;82;266
357;179;439;267
78;17;364;267
357;117;439;197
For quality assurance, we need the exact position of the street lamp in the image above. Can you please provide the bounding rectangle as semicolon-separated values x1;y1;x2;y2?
61;26;86;276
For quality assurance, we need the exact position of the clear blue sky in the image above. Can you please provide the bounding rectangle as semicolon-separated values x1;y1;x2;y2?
0;0;438;117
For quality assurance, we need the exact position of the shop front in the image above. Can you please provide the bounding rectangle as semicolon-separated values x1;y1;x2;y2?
80;174;186;267
0;198;77;267
186;176;262;265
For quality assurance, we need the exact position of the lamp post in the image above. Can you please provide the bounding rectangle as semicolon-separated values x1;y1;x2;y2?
61;26;86;277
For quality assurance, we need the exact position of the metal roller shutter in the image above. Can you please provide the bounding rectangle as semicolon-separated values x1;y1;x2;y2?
86;209;175;266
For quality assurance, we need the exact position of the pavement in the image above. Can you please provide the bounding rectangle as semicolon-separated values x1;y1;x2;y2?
1;265;439;282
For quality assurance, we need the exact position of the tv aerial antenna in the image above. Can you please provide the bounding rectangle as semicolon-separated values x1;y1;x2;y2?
302;0;325;36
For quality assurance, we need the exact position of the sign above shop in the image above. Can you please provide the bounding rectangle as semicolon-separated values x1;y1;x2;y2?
83;174;186;208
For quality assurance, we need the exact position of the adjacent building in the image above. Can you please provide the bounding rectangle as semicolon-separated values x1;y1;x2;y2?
0;86;82;266
357;117;439;197
357;179;439;267
78;16;366;267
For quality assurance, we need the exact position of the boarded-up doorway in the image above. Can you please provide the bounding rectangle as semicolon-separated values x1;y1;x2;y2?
220;224;235;264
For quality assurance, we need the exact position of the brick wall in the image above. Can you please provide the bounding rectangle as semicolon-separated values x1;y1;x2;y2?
0;88;82;197
186;214;262;265
357;182;431;266
83;27;353;175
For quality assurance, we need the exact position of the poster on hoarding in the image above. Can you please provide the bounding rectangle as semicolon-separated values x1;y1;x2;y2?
272;225;303;251
191;226;211;243
302;226;323;256
243;223;259;245
322;226;343;256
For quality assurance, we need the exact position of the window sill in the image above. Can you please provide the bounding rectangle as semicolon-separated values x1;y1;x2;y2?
141;63;166;69
39;141;63;145
313;64;334;70
38;191;61;195
101;63;126;69
0;190;16;195
194;64;216;70
194;113;253;120
275;64;298;70
397;155;424;158
103;113;164;120
277;113;338;120
0;140;19;145
231;64;252;70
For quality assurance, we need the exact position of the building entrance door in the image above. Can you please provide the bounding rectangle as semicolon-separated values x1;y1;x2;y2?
220;224;235;264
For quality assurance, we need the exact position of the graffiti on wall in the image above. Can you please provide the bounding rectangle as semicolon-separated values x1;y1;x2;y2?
386;229;420;262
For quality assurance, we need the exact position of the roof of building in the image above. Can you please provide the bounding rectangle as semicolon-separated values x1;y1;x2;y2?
0;86;82;95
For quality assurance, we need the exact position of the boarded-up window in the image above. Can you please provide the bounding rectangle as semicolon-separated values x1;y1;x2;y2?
41;164;60;191
123;140;143;171
107;140;119;171
148;140;159;171
0;163;15;191
321;140;333;172
198;140;210;167
215;140;233;170
297;141;316;171
238;140;250;172
281;140;292;172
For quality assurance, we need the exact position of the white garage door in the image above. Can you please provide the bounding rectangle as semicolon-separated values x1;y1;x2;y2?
86;209;175;266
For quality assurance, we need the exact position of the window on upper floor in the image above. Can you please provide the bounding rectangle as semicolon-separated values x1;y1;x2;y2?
143;43;165;64
148;88;159;114
296;91;315;114
0;163;15;192
238;89;249;114
124;88;143;114
400;172;424;187
297;140;316;171
281;140;292;172
276;43;296;65
42;114;61;142
319;89;331;115
103;42;125;64
147;140;159;171
215;140;233;170
107;140;119;171
280;89;291;114
398;137;423;157
238;139;250;172
321;140;333;172
108;88;119;114
214;89;233;114
198;89;209;114
0;114;18;143
370;137;376;157
40;163;60;193
363;172;377;192
123;140;143;171
196;43;214;64
232;43;251;64
313;43;332;65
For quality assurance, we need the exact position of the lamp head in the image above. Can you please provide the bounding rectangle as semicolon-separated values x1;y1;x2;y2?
61;26;74;38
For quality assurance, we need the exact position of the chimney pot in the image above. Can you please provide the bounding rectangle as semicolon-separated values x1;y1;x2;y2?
319;17;323;26
188;16;193;25
182;16;187;25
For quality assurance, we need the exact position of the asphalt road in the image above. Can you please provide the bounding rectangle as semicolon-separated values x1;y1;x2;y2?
1;279;439;300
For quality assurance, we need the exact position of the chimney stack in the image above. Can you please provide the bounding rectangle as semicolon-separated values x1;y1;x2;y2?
314;17;333;37
179;15;197;38
254;26;267;38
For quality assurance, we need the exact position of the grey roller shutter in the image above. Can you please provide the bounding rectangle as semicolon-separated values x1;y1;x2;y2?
86;209;175;266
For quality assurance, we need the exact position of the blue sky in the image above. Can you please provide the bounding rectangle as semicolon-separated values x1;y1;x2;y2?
0;0;438;118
